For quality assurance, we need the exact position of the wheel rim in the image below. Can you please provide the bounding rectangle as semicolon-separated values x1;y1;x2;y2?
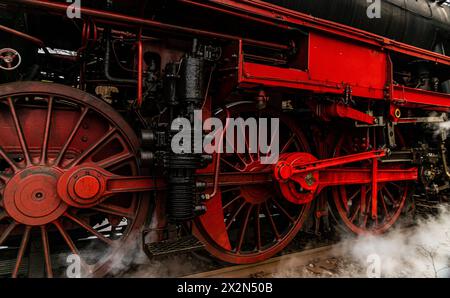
0;82;149;277
331;128;409;234
195;103;311;264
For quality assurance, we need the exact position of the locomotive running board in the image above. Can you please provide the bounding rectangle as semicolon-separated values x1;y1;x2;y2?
144;235;205;258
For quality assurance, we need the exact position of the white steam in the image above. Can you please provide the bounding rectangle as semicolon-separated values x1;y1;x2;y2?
274;206;450;278
342;207;450;277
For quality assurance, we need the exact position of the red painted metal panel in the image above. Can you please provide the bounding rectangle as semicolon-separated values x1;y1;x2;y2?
240;62;342;94
308;32;387;99
239;32;387;100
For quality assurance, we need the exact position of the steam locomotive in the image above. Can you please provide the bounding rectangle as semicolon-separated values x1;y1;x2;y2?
0;0;450;277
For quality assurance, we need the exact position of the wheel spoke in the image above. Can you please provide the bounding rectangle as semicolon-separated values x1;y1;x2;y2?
271;198;294;223
53;220;79;255
236;205;253;252
0;173;9;182
226;202;246;230
266;127;279;156
222;187;240;194
91;203;135;219
0;210;7;222
97;152;133;169
264;202;280;240
221;157;243;172
40;97;53;165
343;188;361;215
359;185;367;224
255;205;262;251
383;186;397;205
12;225;31;278
380;189;392;220
0;222;17;246
280;134;295;154
55;107;89;166
361;195;371;228
389;182;403;190
348;189;361;204
381;188;392;220
349;205;361;223
240;123;253;162
53;220;91;276
7;97;32;165
223;195;241;210
70;128;117;167
106;160;133;174
0;147;19;172
64;213;113;245
339;187;349;213
40;226;53;278
235;152;248;168
226;138;247;167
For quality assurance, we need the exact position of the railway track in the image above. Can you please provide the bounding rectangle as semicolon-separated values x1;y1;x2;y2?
182;226;422;278
183;244;342;278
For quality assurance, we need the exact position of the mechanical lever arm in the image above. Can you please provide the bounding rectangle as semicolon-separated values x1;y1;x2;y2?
274;150;386;181
57;165;166;208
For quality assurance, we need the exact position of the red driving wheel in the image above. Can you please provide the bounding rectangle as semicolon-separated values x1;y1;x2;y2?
194;102;312;264
0;82;149;277
330;127;410;234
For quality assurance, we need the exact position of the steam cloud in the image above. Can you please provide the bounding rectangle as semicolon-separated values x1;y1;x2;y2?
342;207;450;278
275;206;450;278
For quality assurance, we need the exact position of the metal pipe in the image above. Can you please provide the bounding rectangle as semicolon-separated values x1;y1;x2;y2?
78;21;89;90
440;140;450;179
178;0;293;30
7;0;289;51
207;107;231;199
104;30;137;85
137;27;144;107
0;24;45;47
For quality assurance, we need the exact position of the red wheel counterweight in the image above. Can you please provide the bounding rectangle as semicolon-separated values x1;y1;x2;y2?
0;82;149;277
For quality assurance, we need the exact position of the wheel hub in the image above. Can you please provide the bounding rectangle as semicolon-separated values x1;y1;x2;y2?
240;185;271;204
274;153;319;205
3;166;68;226
239;162;272;204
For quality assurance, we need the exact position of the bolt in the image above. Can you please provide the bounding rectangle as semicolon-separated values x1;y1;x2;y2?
305;173;316;186
33;191;44;201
